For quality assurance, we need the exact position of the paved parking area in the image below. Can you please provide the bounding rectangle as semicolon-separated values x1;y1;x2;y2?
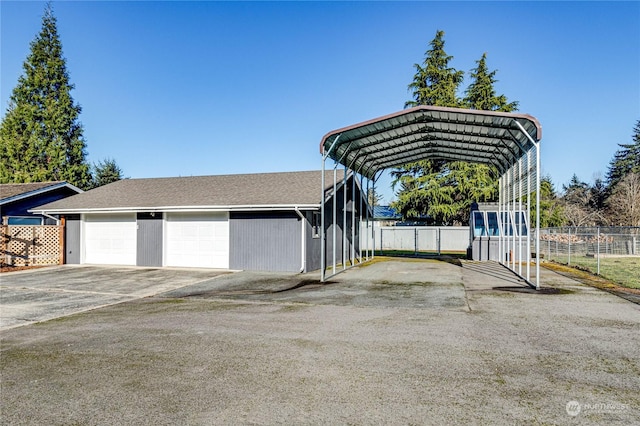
0;266;230;329
1;259;639;425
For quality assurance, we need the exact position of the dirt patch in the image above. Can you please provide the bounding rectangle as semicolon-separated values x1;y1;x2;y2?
0;265;47;274
492;286;574;295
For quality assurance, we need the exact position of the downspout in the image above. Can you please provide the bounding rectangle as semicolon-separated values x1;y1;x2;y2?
294;207;306;273
42;212;60;225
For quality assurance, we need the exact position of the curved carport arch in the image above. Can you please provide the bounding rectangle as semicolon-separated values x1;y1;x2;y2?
319;105;542;289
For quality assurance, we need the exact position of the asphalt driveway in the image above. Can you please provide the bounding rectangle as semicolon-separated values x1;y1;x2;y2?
0;266;230;330
1;259;639;425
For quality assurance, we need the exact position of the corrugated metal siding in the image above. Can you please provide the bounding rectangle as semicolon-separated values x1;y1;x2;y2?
137;212;163;267
229;211;301;272
64;215;81;264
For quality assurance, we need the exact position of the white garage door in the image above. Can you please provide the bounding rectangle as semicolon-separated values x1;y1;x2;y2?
83;214;136;265
165;212;229;268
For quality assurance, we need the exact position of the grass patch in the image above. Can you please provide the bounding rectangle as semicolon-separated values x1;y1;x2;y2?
543;261;640;307
547;256;639;289
153;298;187;304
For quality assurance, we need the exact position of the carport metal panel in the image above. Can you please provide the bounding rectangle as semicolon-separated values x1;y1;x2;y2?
320;105;542;289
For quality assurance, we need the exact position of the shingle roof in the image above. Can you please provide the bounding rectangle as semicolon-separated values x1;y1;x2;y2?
0;181;65;201
31;170;346;213
1;181;82;206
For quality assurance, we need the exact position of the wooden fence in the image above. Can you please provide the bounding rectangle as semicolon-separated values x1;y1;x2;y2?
1;221;65;267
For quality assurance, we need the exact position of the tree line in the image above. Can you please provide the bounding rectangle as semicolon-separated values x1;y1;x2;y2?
0;4;123;191
2;10;638;227
537;122;640;227
391;30;640;228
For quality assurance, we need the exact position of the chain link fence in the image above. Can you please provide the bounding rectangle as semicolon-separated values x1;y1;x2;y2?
539;227;640;288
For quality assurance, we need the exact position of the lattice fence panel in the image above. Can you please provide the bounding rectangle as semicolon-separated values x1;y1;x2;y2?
1;225;63;266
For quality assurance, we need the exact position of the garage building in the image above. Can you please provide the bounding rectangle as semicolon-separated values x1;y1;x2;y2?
32;170;364;272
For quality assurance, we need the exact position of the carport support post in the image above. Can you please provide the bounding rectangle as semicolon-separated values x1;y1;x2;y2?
352;170;357;265
359;174;364;264
333;166;337;274
321;133;342;282
365;179;370;261
514;119;541;290
518;156;523;277
343;164;348;270
512;164;516;272
370;175;377;259
535;140;540;289
527;149;532;281
504;167;509;264
500;174;503;261
321;154;326;281
498;176;502;263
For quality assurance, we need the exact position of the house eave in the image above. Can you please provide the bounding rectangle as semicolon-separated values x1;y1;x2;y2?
0;182;83;206
29;204;322;215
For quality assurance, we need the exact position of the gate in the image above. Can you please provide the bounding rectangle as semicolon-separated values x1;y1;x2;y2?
1;222;65;267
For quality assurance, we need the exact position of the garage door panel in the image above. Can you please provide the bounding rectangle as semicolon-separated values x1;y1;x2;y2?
165;213;229;268
84;214;136;265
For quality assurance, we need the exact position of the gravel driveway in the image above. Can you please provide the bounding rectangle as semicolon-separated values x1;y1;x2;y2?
1;259;638;425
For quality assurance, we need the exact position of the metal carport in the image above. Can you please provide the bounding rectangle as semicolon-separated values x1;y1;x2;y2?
319;105;542;288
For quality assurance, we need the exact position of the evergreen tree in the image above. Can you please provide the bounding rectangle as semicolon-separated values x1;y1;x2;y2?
0;4;91;189
393;33;518;225
589;176;608;211
463;53;518;112
90;158;124;189
561;174;606;226
606;119;640;190
391;160;497;225
404;30;464;108
562;174;590;205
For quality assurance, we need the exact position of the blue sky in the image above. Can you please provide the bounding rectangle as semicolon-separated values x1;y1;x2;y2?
2;1;639;203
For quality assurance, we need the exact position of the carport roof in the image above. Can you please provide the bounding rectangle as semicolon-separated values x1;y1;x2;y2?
320;105;542;179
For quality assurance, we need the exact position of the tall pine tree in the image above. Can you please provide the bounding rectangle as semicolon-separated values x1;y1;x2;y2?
90;158;124;189
393;34;517;225
404;30;464;109
0;4;91;189
606;119;640;190
463;53;518;112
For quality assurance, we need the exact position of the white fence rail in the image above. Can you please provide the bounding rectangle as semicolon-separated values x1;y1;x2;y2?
361;224;469;254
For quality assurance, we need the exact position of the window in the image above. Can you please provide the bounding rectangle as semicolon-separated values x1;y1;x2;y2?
472;211;487;237
514;212;528;236
500;212;513;236
7;216;43;225
486;212;500;236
